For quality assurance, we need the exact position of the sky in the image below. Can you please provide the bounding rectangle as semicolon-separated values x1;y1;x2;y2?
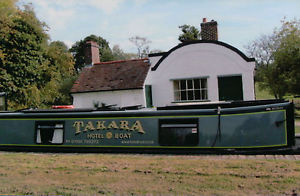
19;0;300;54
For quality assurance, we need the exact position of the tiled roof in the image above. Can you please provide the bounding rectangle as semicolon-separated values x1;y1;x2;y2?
70;58;150;93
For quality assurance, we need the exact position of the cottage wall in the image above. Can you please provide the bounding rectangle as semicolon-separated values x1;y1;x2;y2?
72;89;145;108
145;42;255;107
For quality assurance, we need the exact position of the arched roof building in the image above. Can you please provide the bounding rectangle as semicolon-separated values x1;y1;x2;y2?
71;19;256;108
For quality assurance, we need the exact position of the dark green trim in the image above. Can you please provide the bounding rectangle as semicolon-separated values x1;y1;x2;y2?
145;85;153;108
0;109;287;121
0;143;287;149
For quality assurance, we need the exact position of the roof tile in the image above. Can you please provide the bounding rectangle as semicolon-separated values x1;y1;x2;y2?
70;58;150;93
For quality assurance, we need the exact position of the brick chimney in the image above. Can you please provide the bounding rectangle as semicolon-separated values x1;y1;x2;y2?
85;40;100;66
200;18;218;41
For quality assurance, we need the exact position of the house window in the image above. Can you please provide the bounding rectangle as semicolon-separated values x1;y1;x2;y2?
173;78;208;102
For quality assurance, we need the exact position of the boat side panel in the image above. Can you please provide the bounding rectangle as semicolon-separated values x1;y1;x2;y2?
198;110;287;148
0;102;293;150
0;120;35;144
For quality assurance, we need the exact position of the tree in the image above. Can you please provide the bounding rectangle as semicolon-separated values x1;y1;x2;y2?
112;45;138;60
42;41;75;106
0;3;50;108
273;20;300;96
246;18;300;98
69;34;114;71
129;36;151;58
0;0;17;17
0;1;76;109
178;24;200;42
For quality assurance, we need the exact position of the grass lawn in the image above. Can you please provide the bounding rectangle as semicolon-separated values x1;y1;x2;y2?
255;83;275;100
295;126;300;134
295;119;300;134
0;152;299;195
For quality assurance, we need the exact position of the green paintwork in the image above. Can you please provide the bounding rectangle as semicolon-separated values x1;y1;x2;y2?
145;85;153;108
0;101;293;150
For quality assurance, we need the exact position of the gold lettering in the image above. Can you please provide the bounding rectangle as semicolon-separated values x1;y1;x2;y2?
87;134;94;139
114;133;119;139
74;120;146;135
123;133;131;139
87;134;104;139
96;121;106;130
131;120;145;134
114;133;132;139
119;120;130;130
73;121;84;134
107;121;119;129
84;121;96;132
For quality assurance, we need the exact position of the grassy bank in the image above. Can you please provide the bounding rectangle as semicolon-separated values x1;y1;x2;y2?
0;152;299;195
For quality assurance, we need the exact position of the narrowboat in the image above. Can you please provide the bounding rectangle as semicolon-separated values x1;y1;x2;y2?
0;99;295;153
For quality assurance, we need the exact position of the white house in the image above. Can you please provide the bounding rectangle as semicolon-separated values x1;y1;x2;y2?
71;58;150;108
145;40;256;107
70;19;256;108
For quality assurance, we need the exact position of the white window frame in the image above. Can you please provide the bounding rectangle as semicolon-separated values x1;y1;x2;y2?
173;78;208;102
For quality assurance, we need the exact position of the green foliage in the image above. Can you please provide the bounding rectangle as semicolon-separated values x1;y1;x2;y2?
273;20;300;95
69;34;114;71
254;82;275;100
247;19;300;98
0;3;49;108
256;66;290;99
0;2;75;109
178;24;200;42
112;45;138;60
0;0;17;17
42;41;75;106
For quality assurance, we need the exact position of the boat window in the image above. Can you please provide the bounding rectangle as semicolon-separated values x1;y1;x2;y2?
36;122;64;144
159;119;198;146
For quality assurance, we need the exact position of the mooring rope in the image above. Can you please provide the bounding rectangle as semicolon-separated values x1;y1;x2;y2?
211;106;221;147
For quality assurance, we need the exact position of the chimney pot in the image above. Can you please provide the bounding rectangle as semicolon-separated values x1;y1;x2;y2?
200;18;218;41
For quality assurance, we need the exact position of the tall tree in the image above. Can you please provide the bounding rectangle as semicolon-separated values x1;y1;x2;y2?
272;20;300;96
112;45;138;60
246;19;300;98
129;36;151;58
69;34;114;71
0;3;50;108
42;41;75;106
178;24;200;42
0;0;17;17
0;1;75;109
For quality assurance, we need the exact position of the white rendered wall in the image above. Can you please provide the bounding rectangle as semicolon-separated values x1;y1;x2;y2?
72;89;145;108
149;56;162;69
145;43;255;107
